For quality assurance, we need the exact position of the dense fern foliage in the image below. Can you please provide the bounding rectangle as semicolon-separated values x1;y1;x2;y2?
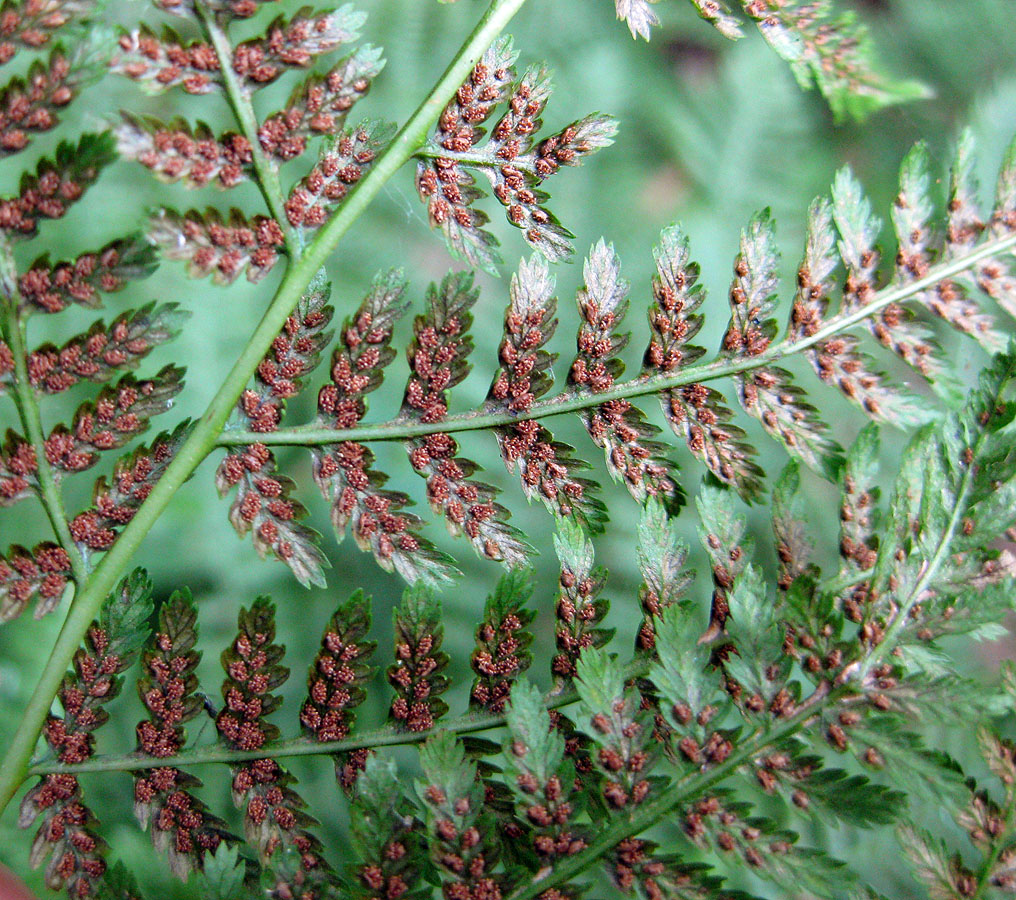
1;0;1016;898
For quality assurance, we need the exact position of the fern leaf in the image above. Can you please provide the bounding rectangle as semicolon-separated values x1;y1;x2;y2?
574;647;659;811
218;278;331;586
470;569;535;713
792;198;929;425
0;132;115;239
0;0;92;66
898;825;968;900
552;516;613;683
417;731;504;900
0;541;71;622
648;602;725;746
116;115;253;189
69;421;192;553
258;42;383;160
571;241;682;505
285;119;394;229
28;302;186;393
867;352;1016;653
614;0;660;41
771;460;813;591
894;140;1003;351
504;679;587;868
217;598;339;895
18;235;157;314
635;497;693;653
301;589;376;789
487;255;606;531
313;270;455;583
387;583;450;732
349;755;428;900
0;429;37;506
0;44;101;157
695;482;752;641
237;7;365;86
953;130;1016;319
134;590;235;878
45;365;184;477
415;36;516;272
402;271;528;565
740;0;931;122
832;166;949;391
726;212;842;477
19;571;153;898
688;0;743;39
417;38;615;271
150;208;285;284
110;25;221;95
648;225;765;499
683;792;850;898
156;0;279;20
837;423;881;581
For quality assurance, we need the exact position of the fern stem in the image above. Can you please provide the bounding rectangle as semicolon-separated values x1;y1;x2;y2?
414;144;540;175
26;657;651;777
505;680;840;900
195;2;299;254
218;230;1016;447
0;245;88;587
0;0;530;818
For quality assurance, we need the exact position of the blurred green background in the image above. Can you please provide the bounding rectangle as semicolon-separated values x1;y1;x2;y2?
2;0;1016;896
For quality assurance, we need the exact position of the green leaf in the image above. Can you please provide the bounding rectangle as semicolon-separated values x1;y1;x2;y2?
504;679;564;783
100;568;155;662
648;602;720;724
723;565;784;696
195;844;249;900
573;646;624;717
637;498;693;609
797;766;907;827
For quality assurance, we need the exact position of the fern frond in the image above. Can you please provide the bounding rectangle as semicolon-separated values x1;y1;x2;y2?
416;37;615;271
572;241;682;506
301;589;376;789
116;116;254;190
402;271;528;565
44;365;184;478
0;0;92;66
487;255;606;531
217;598;339;895
470;569;535;713
349;755;428;900
648;226;765;499
285;119;394;229
313;270;455;583
0;541;71;621
69;422;192;555
19;571;153;897
0;132;115;238
0;44;101;156
27;303;185;393
18;236;157;314
417;731;504;900
217;278;331;586
258;42;383;160
150;208;285;284
134;590;235;878
388;584;450;732
552;518;612;683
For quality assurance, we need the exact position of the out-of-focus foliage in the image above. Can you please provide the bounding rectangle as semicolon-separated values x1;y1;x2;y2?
1;0;1015;897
